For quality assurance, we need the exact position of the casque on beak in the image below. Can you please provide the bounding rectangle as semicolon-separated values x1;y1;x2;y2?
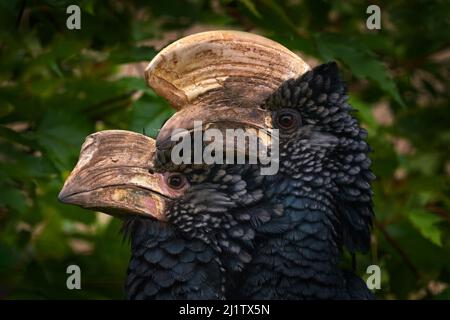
58;130;179;221
144;30;310;151
155;105;273;151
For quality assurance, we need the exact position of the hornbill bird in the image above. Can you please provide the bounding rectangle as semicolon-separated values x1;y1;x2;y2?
58;130;274;299
59;31;374;299
149;31;375;299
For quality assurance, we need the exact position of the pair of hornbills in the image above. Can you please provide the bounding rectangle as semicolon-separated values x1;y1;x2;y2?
59;31;375;299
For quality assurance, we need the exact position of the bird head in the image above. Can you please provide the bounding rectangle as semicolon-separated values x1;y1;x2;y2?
58;130;269;274
148;31;374;254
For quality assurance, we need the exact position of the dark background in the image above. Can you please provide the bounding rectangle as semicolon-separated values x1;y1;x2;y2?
0;0;449;299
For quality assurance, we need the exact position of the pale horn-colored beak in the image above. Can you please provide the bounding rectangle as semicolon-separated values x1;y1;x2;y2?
58;130;179;221
145;30;310;149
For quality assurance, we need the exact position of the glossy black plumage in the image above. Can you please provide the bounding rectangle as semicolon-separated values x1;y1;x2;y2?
123;218;223;299
123;164;274;299
124;62;375;300
236;62;374;299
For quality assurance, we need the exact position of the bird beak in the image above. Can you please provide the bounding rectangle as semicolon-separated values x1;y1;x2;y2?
58;130;176;221
156;104;273;151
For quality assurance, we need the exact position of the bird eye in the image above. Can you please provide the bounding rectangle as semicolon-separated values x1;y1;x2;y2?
166;173;187;189
274;109;301;131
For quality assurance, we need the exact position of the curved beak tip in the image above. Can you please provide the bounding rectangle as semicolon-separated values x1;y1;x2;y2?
58;183;83;206
58;188;71;204
57;190;66;203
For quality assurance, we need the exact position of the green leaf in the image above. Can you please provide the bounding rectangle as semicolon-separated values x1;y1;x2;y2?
0;101;14;118
434;287;450;300
0;186;28;214
315;33;404;107
0;125;38;149
34;213;70;259
109;45;157;64
406;153;441;176
35;109;92;171
408;209;444;246
260;0;298;31
129;96;174;138
349;96;379;135
238;0;261;18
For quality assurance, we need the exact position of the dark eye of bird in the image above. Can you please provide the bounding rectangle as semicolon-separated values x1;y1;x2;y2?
167;173;186;189
275;109;301;131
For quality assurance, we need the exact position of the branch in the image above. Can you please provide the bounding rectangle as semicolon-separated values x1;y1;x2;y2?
374;219;420;278
427;205;450;224
15;0;26;29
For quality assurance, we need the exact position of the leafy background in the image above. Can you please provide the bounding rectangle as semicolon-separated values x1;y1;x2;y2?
0;0;449;299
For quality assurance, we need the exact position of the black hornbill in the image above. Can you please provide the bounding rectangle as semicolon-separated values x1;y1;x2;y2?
157;62;374;299
59;31;374;299
59;130;276;299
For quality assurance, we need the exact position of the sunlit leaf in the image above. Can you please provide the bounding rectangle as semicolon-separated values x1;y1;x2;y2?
315;33;404;107
409;209;444;247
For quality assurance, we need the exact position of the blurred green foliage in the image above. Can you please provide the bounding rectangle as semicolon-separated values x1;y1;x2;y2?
0;0;449;299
